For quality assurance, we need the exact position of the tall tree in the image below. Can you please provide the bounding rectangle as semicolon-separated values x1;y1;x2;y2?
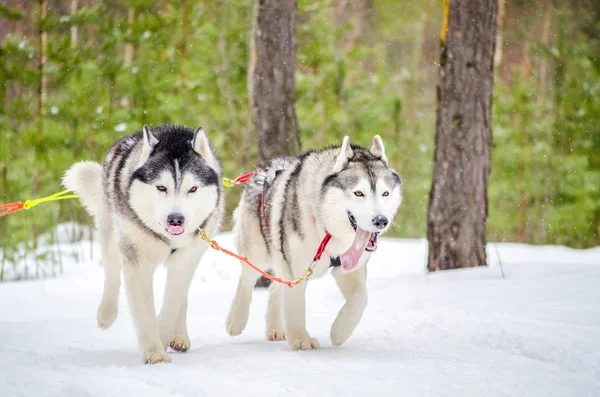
251;0;300;287
70;0;78;48
427;0;498;271
252;0;300;165
33;0;48;277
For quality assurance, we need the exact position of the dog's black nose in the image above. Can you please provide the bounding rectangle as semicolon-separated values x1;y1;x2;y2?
372;215;389;229
167;213;185;226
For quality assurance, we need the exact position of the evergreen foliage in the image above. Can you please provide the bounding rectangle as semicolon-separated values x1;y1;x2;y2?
0;0;597;279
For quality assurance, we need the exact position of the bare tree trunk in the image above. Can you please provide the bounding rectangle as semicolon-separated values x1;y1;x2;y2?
34;0;48;278
494;0;505;68
124;7;135;68
252;0;299;287
1;48;7;281
517;111;526;243
108;74;115;126
70;0;78;48
179;0;188;58
243;0;258;166
1;166;7;282
538;0;553;243
178;0;189;91
38;0;47;111
252;0;300;165
427;0;497;271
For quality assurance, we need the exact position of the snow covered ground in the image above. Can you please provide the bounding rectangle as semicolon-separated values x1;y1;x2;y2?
1;233;599;397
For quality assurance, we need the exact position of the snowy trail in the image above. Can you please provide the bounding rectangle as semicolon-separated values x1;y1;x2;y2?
1;234;599;397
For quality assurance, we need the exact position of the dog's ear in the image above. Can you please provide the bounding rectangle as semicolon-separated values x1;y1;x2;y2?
370;135;388;165
332;136;353;173
138;125;158;166
192;127;216;166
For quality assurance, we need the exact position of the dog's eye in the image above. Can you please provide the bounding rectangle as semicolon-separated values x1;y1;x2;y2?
188;186;198;194
382;191;389;197
354;191;364;197
156;185;167;192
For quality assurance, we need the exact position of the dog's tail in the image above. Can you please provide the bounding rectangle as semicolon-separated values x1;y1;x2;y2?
62;161;103;218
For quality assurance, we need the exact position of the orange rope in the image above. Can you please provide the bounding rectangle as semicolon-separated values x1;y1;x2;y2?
0;202;24;217
196;228;323;288
217;241;295;287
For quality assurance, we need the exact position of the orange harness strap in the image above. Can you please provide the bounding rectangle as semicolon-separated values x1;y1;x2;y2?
0;202;24;217
197;229;332;288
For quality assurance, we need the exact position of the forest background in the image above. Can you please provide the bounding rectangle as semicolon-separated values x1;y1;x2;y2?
0;0;598;279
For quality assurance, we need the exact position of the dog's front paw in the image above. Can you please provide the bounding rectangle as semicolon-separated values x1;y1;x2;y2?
330;297;366;346
170;336;191;353
266;328;286;341
226;311;248;336
144;349;171;365
330;324;353;347
288;333;320;351
96;300;118;330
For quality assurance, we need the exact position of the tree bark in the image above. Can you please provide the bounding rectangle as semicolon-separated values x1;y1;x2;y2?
427;0;497;272
1;166;7;282
494;0;505;68
34;0;48;277
70;0;78;48
538;0;553;243
252;0;300;165
124;7;135;68
243;0;258;166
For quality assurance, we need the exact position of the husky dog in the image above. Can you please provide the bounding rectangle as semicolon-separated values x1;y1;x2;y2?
226;136;401;350
63;125;223;364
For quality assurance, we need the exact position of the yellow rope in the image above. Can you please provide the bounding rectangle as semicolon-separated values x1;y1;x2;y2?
222;172;255;188
22;189;79;210
222;178;236;188
10;170;249;214
10;171;243;214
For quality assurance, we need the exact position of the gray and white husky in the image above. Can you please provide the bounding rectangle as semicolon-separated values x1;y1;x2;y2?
226;136;402;350
63;125;223;364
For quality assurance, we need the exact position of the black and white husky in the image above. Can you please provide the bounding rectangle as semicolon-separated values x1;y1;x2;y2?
63;125;223;364
226;136;402;350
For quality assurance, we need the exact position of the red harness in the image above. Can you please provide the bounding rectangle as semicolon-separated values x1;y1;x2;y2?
313;232;332;262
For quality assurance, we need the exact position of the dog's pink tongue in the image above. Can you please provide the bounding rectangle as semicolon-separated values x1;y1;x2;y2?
168;225;184;235
340;227;371;271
